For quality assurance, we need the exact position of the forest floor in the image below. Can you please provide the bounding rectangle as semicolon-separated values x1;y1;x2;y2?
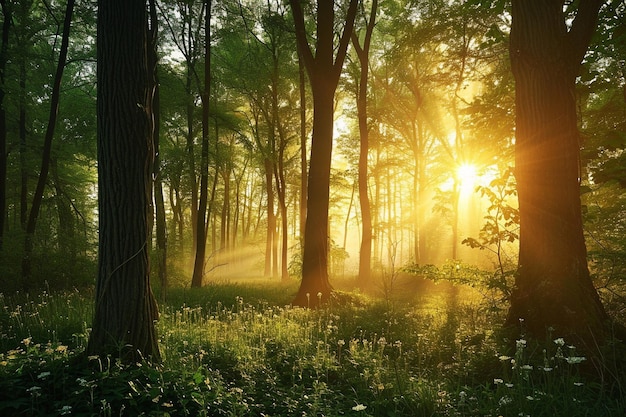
0;277;625;416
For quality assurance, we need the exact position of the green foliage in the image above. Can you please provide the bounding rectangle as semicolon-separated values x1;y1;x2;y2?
1;284;625;416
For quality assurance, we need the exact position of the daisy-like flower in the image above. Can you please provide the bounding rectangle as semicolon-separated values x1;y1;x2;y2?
352;403;367;411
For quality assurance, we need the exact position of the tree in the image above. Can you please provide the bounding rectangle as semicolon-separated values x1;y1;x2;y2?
351;0;377;289
290;0;358;306
87;0;160;362
506;0;609;343
0;0;10;251
21;0;75;289
191;0;212;288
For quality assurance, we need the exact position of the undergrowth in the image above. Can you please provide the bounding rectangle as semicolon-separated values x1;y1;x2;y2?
0;282;624;416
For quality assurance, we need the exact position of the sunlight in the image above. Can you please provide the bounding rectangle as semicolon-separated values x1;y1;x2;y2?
457;163;478;193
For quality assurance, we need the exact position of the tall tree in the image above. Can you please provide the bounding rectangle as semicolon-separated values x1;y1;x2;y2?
290;0;358;306
351;0;377;289
0;0;11;250
191;0;212;288
21;0;75;289
87;0;160;361
506;0;609;342
148;0;167;301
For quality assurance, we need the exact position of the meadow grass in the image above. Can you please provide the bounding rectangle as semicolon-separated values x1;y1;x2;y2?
0;280;624;416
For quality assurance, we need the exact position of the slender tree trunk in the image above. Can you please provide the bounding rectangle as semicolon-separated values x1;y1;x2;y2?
19;41;27;230
88;0;160;362
191;0;212;288
298;56;307;245
0;0;10;250
21;0;75;289
351;0;377;288
506;0;609;343
148;0;167;302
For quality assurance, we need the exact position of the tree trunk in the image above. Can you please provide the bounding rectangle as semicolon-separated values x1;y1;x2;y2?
88;0;160;362
506;0;609;343
290;0;358;306
351;0;377;289
191;0;212;288
298;56;308;246
148;0;167;302
0;0;10;250
21;0;75;289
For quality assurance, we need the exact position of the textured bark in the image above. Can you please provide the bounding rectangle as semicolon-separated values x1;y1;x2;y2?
87;0;160;362
506;0;608;343
290;0;358;306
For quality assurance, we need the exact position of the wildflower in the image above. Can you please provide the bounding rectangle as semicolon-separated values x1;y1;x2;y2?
55;345;68;353
498;355;511;361
498;395;512;406
566;356;586;364
59;405;72;415
553;337;565;346
352;404;367;411
521;365;533;370
37;371;51;380
505;383;514;388
516;339;526;349
337;339;345;347
574;382;584;387
494;378;504;384
22;337;32;347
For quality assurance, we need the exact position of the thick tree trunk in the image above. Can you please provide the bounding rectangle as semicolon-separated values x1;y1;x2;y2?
290;0;358;306
293;83;335;306
87;0;160;362
506;0;608;343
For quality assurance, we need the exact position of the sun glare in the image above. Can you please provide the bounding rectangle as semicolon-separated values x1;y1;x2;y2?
457;163;478;191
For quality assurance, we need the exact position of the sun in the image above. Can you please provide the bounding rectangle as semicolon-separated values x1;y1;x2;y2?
457;163;478;189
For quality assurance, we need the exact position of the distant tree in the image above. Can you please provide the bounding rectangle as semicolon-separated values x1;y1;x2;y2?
506;0;609;343
87;0;160;362
290;0;358;306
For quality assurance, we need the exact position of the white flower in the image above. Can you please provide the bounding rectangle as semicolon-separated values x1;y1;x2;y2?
352;403;367;411
565;356;586;364
494;378;504;384
553;337;565;346
59;405;72;415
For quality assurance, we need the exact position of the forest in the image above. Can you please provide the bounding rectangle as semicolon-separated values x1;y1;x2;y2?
1;0;626;415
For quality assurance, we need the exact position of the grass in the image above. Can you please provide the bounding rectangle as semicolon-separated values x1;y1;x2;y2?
0;279;624;416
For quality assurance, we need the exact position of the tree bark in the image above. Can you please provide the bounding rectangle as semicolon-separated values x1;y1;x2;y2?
87;0;160;362
506;0;609;343
290;0;358;306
